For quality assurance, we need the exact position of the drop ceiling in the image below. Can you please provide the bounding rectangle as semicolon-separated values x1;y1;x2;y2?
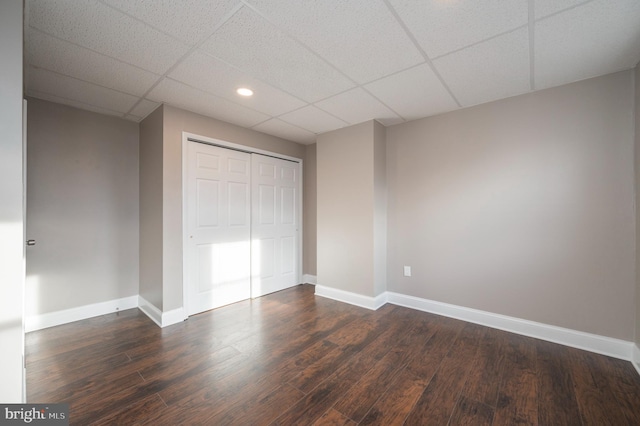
24;0;640;144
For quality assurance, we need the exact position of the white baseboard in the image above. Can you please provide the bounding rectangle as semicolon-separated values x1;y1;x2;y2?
25;295;138;332
302;274;317;285
138;296;186;328
386;292;633;361
138;296;162;327
162;307;187;327
315;285;387;310
23;287;640;370
633;343;640;376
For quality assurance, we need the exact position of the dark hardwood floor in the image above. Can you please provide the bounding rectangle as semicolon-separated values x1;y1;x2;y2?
27;284;640;425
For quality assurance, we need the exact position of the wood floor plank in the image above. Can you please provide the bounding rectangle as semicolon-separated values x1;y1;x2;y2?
312;409;357;426
326;317;377;347
150;338;338;423
333;343;411;422
353;312;422;362
25;285;640;426
27;351;132;401
204;383;304;425
271;349;377;425
138;393;216;426
297;310;358;335
592;354;640;425
32;370;144;409
288;317;389;393
403;323;485;425
25;309;143;358
187;347;314;421
156;352;252;406
91;393;168;426
493;334;538;426
143;352;297;425
27;326;149;374
287;345;348;393
70;345;244;424
138;343;240;382
230;314;350;371
536;340;582;426
27;320;161;374
461;327;506;407
404;316;465;381
123;320;229;361
156;338;340;423
32;335;238;404
448;395;494;426
358;368;428;425
274;338;340;380
565;347;629;426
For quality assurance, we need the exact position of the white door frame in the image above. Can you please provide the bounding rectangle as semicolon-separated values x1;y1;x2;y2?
181;131;303;316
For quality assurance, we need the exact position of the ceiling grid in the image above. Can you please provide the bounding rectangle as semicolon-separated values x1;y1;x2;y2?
24;0;640;144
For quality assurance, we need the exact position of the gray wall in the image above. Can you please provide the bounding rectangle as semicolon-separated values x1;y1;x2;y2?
0;0;24;402
26;99;139;316
303;144;317;276
635;62;640;347
317;120;386;297
387;70;636;340
139;106;164;309
373;121;387;296
138;104;306;312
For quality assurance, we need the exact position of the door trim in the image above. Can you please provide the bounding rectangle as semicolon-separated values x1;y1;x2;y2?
181;132;303;317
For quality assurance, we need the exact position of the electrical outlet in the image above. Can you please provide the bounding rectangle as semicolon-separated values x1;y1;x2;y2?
403;266;412;277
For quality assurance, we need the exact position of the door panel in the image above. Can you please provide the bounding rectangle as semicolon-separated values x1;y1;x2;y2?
186;143;300;315
257;238;275;278
251;154;300;297
187;142;251;315
281;187;295;224
196;179;219;227
281;236;295;274
228;182;249;226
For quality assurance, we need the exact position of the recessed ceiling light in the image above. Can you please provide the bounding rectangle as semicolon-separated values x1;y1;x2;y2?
236;87;253;97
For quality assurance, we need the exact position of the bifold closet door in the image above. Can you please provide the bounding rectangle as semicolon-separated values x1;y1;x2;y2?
251;154;299;297
186;142;251;315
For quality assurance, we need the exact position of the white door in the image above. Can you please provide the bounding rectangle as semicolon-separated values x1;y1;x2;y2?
251;154;300;297
186;142;251;315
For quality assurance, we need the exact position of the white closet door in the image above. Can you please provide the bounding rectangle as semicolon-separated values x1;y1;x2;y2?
186;142;251;315
251;154;300;297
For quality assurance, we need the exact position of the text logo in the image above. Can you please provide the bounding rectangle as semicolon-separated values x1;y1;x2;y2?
0;404;68;425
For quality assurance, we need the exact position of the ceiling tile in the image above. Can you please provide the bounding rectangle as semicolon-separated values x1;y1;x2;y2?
279;106;348;134
245;0;422;84
28;0;188;74
147;78;270;127
199;6;355;103
24;0;640;136
535;0;590;19
315;88;403;126
434;28;531;107
535;0;640;90
252;119;316;144
387;0;528;58
26;30;159;97
101;0;240;46
27;66;138;114
170;51;306;116
130;99;161;118
365;63;459;121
